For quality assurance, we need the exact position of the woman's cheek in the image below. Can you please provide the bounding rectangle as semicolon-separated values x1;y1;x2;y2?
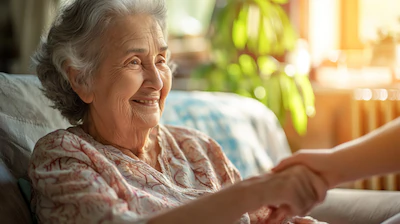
115;96;132;118
159;98;166;112
161;69;172;90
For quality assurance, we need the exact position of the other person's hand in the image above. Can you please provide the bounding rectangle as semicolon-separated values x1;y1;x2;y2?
245;165;328;221
273;149;342;188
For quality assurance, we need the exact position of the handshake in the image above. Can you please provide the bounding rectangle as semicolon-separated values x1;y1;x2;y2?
258;116;400;224
245;162;330;224
251;149;342;224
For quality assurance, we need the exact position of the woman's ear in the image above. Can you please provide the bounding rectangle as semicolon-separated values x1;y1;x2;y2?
65;62;94;104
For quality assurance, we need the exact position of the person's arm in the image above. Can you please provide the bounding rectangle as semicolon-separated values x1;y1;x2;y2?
274;117;400;188
149;180;252;224
30;131;327;224
29;131;249;224
150;166;327;224
152;133;328;224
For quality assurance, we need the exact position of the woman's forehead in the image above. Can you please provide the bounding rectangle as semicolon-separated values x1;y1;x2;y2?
106;15;165;47
121;38;168;56
110;15;164;38
105;15;167;52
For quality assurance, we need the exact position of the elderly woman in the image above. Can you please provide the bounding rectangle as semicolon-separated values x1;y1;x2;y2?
28;0;328;223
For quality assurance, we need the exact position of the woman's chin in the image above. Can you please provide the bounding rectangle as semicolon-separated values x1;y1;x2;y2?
136;115;161;129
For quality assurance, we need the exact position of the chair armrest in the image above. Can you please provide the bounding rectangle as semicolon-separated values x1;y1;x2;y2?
310;189;400;224
0;162;32;224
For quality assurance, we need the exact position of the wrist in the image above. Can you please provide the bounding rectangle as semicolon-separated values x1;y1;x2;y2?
149;181;253;224
329;148;350;187
240;176;267;212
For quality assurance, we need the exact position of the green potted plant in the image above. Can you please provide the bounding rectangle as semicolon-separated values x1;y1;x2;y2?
191;0;315;135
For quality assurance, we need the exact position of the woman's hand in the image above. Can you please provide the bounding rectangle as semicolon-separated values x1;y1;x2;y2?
245;165;329;221
272;149;343;188
291;216;328;224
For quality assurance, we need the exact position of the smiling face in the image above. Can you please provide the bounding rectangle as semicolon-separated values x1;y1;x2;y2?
79;14;171;149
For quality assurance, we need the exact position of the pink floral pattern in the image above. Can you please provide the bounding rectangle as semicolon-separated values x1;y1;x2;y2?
29;125;271;223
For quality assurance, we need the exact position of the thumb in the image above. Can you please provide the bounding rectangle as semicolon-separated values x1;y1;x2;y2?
272;155;301;173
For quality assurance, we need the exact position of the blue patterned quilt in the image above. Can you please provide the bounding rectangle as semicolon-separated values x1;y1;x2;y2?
161;91;291;178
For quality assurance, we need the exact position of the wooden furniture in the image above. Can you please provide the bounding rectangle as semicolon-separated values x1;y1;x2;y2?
351;88;400;190
283;84;353;152
284;82;400;191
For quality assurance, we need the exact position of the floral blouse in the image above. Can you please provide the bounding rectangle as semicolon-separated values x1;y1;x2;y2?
28;125;271;223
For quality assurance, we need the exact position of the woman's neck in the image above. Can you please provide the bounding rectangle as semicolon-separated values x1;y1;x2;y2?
81;115;158;157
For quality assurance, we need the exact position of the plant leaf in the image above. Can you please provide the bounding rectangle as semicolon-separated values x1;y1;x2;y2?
288;83;307;135
266;74;282;120
227;63;242;81
258;56;278;78
239;54;257;76
246;4;261;53
192;0;308;135
258;15;270;55
213;2;236;50
232;4;248;50
296;75;316;117
279;74;291;111
276;6;297;52
271;0;288;4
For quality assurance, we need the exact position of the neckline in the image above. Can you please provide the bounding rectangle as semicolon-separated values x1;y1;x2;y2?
68;125;169;175
67;125;216;195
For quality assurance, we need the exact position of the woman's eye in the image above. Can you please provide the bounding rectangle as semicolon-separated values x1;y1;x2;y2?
157;56;166;64
129;58;141;65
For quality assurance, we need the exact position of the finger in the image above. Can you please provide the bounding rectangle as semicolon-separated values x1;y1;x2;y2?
263;167;310;216
275;204;292;217
300;166;329;203
266;205;290;224
281;166;322;215
292;216;319;224
296;169;320;210
272;154;303;172
312;174;329;203
291;166;328;215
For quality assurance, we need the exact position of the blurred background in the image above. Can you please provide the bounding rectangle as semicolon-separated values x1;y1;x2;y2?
1;0;400;153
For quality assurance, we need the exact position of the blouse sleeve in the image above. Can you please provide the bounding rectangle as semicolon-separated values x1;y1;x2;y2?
205;136;243;187
167;126;272;223
28;130;150;224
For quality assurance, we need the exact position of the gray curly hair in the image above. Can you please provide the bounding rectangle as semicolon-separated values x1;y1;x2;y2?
33;0;169;125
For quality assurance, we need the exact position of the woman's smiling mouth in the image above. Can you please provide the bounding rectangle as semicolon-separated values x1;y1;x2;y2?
132;99;159;106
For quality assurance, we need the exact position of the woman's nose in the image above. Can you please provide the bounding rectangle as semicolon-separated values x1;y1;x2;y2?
144;66;163;91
